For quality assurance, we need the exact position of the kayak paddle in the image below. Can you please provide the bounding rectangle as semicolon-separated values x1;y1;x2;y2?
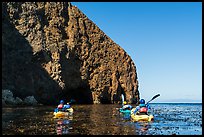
121;94;125;106
146;94;160;104
116;94;125;111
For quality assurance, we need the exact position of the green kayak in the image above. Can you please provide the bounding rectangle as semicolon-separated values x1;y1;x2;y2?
119;108;131;114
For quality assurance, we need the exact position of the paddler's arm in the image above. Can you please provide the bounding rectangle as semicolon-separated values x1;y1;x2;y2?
146;103;151;109
133;106;140;114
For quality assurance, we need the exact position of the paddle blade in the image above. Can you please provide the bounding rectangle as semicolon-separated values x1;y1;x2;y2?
121;94;124;106
146;94;160;104
151;94;160;100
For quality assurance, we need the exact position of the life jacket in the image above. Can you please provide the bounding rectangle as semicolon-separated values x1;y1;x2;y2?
123;105;132;110
64;104;71;109
139;107;148;113
58;104;64;109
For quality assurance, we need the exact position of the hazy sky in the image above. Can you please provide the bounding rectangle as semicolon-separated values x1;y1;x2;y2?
72;2;202;103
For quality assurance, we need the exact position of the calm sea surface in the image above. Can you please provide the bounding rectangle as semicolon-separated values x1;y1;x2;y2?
2;103;202;135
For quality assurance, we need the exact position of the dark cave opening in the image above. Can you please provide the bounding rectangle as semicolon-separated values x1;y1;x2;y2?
99;86;112;104
114;82;125;103
61;84;93;104
100;93;111;104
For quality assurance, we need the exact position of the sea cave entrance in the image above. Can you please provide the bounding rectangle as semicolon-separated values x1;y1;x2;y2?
61;84;93;104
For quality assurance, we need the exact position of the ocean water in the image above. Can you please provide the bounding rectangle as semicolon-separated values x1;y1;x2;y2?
2;103;202;135
144;103;202;135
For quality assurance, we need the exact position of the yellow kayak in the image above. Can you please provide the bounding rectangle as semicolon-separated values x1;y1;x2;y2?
131;108;154;122
53;108;73;118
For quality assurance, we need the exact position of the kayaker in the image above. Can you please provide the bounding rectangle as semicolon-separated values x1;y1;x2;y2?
63;102;71;111
122;101;133;110
57;100;65;111
133;99;151;115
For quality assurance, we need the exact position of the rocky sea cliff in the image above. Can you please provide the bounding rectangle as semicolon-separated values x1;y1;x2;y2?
2;2;139;105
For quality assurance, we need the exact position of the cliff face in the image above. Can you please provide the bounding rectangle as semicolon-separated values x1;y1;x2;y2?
2;2;139;105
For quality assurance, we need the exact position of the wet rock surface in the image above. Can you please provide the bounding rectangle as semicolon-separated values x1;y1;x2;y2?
2;2;139;105
2;89;38;106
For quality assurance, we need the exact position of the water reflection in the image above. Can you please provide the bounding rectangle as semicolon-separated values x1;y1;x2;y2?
54;116;73;135
2;104;202;135
134;121;152;135
119;111;131;120
77;104;135;135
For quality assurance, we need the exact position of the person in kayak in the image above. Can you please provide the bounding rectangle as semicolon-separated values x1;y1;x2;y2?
133;99;151;115
63;102;71;111
122;101;133;110
57;100;65;111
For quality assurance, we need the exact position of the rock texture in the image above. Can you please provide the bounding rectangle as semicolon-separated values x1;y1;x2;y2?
2;2;140;105
2;89;38;106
